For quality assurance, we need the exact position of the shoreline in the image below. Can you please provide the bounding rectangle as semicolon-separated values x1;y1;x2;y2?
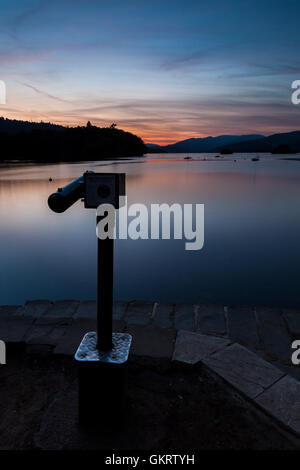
1;299;300;379
1;152;300;165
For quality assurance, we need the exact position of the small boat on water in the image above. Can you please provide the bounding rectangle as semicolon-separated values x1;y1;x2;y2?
184;156;192;160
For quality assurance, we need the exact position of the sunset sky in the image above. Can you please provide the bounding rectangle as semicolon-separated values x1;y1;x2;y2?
0;0;299;144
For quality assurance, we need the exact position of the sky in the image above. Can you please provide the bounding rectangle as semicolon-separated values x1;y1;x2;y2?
0;0;299;144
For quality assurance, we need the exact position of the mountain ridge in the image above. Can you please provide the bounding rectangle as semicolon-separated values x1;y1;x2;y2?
147;131;300;153
147;134;264;153
213;131;300;153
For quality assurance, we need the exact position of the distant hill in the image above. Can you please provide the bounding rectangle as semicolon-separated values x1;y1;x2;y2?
0;118;147;162
147;134;264;153
147;143;162;149
146;143;167;153
213;131;300;153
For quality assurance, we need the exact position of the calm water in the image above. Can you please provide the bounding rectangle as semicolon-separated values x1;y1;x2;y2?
1;153;300;308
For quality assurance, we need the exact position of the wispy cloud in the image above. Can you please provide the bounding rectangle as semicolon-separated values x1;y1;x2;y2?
20;82;71;103
229;62;300;79
10;0;48;37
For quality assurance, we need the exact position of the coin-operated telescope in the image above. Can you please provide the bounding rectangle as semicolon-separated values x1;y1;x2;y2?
48;171;125;213
48;171;130;427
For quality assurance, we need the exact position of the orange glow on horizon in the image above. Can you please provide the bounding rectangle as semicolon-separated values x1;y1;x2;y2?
2;108;295;146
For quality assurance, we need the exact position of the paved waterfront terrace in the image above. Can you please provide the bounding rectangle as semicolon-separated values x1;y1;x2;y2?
1;299;300;437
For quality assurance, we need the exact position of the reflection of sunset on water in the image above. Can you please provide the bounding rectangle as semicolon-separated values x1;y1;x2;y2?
1;155;300;307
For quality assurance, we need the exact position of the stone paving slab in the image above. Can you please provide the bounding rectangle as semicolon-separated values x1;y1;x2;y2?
0;305;23;317
73;301;128;321
54;319;97;355
23;300;52;318
256;307;292;363
270;360;300;382
256;375;300;435
73;301;96;320
203;343;285;399
227;305;261;349
174;303;195;331
0;316;33;342
282;309;300;338
152;302;174;328
35;316;73;327
113;301;129;320
196;303;226;336
173;330;230;364
24;324;67;346
126;324;176;358
42;300;79;320
125;301;153;325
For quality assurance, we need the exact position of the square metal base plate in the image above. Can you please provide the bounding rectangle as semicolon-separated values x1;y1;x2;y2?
75;331;132;364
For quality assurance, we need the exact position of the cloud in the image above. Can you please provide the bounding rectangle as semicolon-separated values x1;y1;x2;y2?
20;82;71;103
161;50;211;71
0;48;51;66
229;62;300;79
10;0;48;36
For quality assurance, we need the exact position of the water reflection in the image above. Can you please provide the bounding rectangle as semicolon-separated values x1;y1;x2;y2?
0;154;300;307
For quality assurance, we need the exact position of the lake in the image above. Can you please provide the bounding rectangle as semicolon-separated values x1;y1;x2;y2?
1;153;300;308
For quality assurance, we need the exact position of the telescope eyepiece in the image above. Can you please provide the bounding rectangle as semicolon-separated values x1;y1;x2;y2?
48;193;69;213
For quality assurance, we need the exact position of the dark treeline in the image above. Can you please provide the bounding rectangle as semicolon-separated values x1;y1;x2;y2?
0;116;65;133
0;118;147;162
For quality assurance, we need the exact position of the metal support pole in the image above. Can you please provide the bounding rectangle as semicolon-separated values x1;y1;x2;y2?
96;215;114;351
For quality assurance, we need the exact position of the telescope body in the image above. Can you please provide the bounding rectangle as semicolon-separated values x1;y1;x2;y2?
48;175;84;213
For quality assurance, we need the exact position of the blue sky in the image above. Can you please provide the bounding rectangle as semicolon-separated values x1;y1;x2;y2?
0;0;299;143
